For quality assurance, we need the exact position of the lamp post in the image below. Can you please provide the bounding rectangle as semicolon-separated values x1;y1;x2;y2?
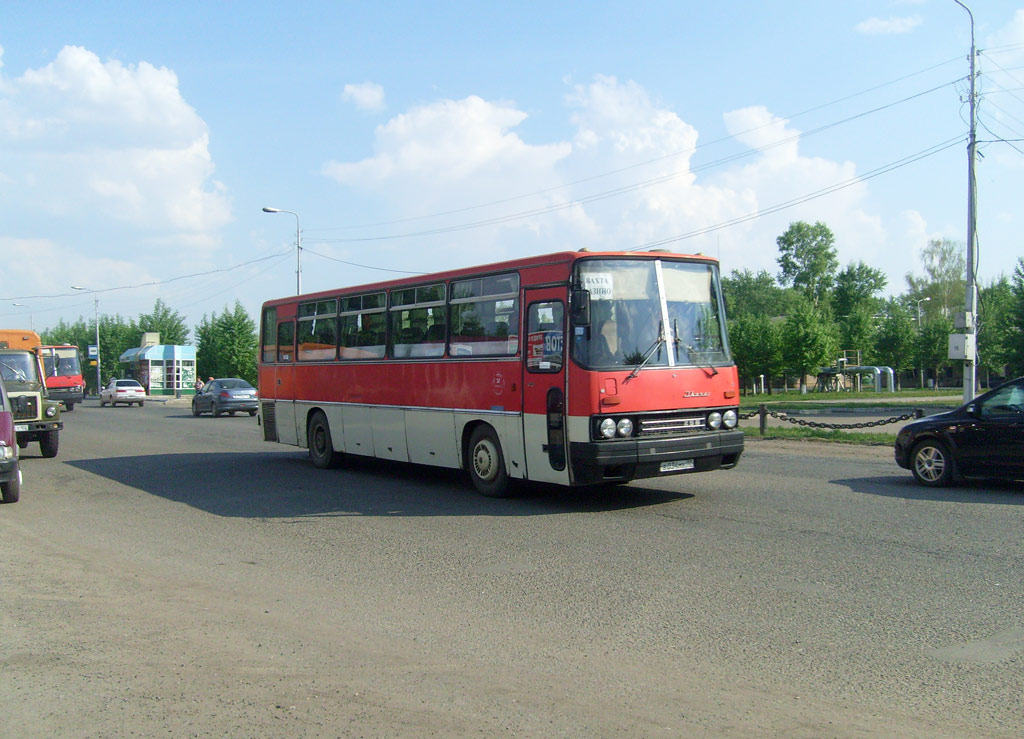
262;207;302;295
915;297;931;389
12;303;33;331
71;286;101;396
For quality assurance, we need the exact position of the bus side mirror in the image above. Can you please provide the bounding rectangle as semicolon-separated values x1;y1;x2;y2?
571;290;591;326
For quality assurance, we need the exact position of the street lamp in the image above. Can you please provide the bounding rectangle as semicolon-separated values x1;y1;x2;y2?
12;303;33;331
915;297;931;389
71;286;101;397
915;296;931;325
262;207;302;295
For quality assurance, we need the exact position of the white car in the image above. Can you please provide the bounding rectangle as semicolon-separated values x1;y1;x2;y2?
100;379;146;407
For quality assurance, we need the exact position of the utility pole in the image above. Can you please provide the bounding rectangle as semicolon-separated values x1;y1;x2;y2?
956;0;979;403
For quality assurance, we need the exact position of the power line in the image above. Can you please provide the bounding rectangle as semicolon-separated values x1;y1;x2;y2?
625;135;965;251
308;62;964;235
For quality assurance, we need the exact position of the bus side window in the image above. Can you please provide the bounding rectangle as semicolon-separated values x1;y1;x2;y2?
277;321;295;363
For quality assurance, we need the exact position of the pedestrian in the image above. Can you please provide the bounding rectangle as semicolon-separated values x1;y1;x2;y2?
194;378;204;393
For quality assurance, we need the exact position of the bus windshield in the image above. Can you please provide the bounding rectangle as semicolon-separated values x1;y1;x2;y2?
43;347;82;377
572;258;730;370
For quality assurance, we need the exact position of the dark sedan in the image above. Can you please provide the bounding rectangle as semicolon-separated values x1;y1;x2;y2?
895;376;1024;486
192;378;259;417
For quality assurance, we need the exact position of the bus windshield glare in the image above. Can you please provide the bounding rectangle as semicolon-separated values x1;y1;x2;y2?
572;258;729;370
43;348;82;377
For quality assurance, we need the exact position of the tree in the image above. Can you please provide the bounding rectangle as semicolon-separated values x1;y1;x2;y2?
976;275;1013;384
729;313;784;393
915;315;953;388
137;299;189;345
1004;258;1024;376
905;238;966;319
833;261;887;318
839;304;878;365
781;296;838;393
776;221;839;307
872;300;916;389
195;301;258;384
721;268;792;318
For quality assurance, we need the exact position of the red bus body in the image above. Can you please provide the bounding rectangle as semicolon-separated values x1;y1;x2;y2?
41;345;86;411
258;250;743;495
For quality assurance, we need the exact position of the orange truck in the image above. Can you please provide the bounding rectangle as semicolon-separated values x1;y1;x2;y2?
0;329;63;457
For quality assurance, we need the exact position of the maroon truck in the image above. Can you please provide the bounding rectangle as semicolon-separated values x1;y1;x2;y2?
0;376;21;503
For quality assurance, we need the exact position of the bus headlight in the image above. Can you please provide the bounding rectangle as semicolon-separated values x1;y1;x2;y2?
707;411;722;429
599;418;617;439
723;409;738;429
616;418;633;437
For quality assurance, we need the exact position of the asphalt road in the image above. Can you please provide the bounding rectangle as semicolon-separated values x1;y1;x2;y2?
1;401;1022;737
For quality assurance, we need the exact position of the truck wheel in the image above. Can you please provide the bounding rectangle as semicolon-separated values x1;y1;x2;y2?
40;431;59;458
467;425;511;497
65;402;75;412
1;473;20;503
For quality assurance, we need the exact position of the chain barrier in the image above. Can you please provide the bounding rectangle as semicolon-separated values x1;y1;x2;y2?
739;406;922;430
765;409;918;430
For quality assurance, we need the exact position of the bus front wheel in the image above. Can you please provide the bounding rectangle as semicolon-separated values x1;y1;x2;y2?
468;426;510;498
308;411;339;469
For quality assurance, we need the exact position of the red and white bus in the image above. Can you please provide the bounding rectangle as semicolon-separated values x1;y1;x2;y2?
258;250;743;496
41;345;86;411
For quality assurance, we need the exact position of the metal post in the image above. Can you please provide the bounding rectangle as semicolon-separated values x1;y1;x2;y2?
956;0;978;402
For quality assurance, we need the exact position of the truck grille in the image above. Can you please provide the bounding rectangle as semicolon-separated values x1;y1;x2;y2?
638;414;707;437
13;395;39;421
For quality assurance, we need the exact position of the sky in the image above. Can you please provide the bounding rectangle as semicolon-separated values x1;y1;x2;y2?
2;1;1023;338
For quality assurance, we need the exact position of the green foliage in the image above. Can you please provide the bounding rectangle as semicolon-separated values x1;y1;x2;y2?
905;238;965;319
729;313;784;390
721;268;792;317
914;315;953;382
1004;258;1024;376
834;261;886;318
775;221;839;306
137;299;189;345
781;296;838;392
838;304;878;364
195;301;258;385
873;300;916;383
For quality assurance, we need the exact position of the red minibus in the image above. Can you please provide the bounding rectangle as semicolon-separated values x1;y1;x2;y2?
41;345;86;411
258;250;743;496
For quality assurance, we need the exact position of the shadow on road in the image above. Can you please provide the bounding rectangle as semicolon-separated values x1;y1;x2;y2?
67;451;690;518
833;474;1024;505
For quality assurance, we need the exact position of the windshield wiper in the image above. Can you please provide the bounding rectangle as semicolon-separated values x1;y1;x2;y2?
684;343;719;377
625;322;664;382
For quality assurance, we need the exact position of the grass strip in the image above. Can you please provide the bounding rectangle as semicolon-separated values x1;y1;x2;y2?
743;426;896;445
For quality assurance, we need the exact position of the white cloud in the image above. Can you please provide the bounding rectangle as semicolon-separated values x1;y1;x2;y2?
342;81;386;112
855;16;923;35
0;45;230;233
320;75;901;281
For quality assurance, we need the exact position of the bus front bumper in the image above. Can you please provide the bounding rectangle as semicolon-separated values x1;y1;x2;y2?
570;430;744;485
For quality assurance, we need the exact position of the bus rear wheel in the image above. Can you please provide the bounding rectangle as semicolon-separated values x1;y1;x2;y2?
468;425;510;498
308;411;339;469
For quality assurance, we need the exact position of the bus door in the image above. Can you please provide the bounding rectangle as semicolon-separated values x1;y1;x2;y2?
522;289;570;486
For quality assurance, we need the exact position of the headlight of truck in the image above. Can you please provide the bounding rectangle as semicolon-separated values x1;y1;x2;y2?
45;405;58;418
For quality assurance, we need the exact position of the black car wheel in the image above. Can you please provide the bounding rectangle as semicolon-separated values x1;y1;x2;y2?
1;473;20;503
192;400;201;417
910;439;954;487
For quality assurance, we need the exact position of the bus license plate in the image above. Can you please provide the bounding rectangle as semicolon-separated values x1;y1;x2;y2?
15;424;28;433
661;459;694;473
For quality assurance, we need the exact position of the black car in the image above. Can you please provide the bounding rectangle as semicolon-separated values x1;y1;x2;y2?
192;378;259;417
895;376;1024;486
